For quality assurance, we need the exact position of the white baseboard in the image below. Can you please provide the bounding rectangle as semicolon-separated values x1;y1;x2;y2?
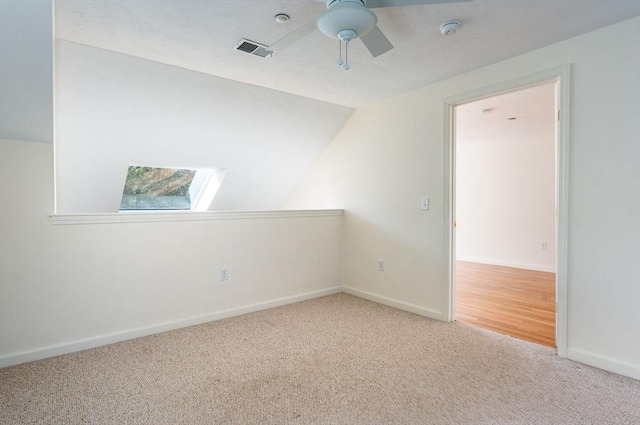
566;347;640;380
0;286;343;369
456;256;556;273
5;285;637;383
343;287;443;321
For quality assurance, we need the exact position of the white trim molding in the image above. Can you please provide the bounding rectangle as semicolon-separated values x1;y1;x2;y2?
343;287;443;321
0;286;343;368
50;209;345;225
442;65;571;358
567;348;640;380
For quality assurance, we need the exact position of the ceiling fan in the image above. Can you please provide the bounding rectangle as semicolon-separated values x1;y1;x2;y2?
266;0;471;70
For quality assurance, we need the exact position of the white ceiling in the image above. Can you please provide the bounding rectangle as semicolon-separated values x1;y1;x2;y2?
456;82;556;143
55;0;640;108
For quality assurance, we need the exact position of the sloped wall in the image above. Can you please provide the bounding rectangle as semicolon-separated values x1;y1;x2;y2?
0;0;53;143
54;41;353;213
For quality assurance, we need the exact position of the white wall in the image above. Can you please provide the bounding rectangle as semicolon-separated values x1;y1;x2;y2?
0;0;53;143
285;17;640;378
0;139;342;366
455;84;556;272
54;40;353;213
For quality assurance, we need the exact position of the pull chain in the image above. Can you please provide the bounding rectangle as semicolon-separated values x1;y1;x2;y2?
337;39;350;71
343;41;350;70
336;30;355;71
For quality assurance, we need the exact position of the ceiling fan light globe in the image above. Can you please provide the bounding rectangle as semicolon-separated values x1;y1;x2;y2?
317;2;377;40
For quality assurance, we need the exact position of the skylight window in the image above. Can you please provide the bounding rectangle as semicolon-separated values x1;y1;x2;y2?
120;166;226;211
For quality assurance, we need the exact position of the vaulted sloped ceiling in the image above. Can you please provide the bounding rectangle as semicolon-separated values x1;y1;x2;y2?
0;1;53;143
55;41;353;213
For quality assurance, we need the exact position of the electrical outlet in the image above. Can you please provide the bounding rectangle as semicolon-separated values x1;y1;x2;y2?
220;268;229;281
541;242;547;250
377;260;385;272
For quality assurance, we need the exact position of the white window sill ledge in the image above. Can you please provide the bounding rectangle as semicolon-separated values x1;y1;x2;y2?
50;209;344;225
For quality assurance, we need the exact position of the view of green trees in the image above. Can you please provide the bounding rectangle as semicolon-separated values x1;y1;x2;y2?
120;166;197;210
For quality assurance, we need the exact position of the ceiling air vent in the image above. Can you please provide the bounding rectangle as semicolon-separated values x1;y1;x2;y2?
234;39;272;58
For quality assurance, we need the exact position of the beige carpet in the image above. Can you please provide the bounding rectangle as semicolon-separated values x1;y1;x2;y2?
1;294;638;424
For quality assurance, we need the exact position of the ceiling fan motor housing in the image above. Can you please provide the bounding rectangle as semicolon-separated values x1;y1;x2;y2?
317;0;377;40
323;0;366;8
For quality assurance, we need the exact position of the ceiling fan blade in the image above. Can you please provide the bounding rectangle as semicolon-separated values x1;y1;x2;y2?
366;0;471;8
360;25;393;57
266;19;318;54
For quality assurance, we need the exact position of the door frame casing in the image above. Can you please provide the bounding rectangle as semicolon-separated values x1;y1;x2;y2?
442;65;571;357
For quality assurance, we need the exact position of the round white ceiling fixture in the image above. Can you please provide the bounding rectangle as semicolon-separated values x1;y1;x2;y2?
439;21;461;36
274;13;290;24
317;0;377;40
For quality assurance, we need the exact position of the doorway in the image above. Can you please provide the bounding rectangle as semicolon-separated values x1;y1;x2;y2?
455;82;557;347
443;66;570;356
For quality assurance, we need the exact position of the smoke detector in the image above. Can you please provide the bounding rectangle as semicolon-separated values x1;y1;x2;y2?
439;21;461;36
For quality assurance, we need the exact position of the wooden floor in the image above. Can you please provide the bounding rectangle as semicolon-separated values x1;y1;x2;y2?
455;261;556;347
